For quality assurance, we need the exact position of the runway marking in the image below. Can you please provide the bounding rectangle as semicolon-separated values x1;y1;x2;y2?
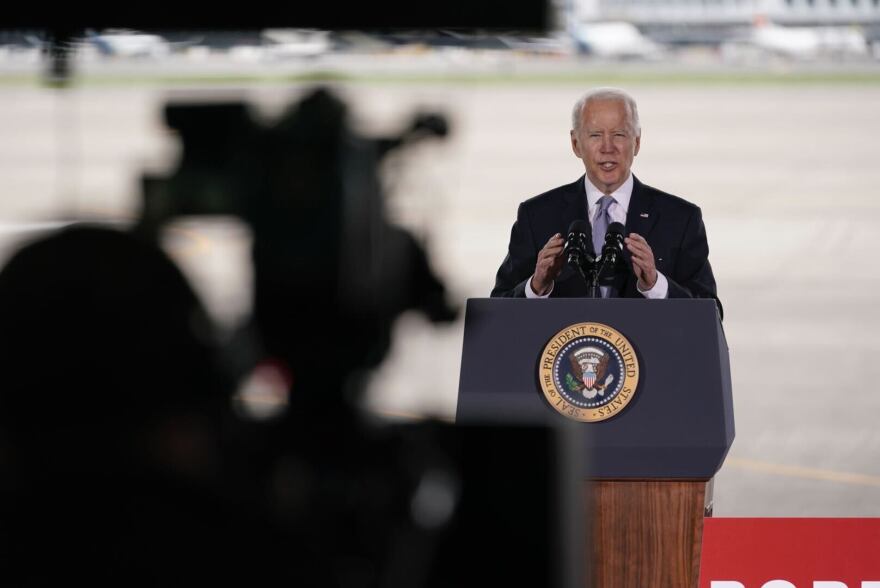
728;457;880;488
0;214;212;260
73;208;214;259
371;407;455;423
162;224;213;259
0;221;77;233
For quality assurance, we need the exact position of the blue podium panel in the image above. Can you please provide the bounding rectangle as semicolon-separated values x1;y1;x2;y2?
456;298;734;479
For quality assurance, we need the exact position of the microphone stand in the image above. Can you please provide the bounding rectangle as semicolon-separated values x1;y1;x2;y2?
571;255;599;298
573;261;590;297
592;249;625;299
592;224;626;299
585;259;600;299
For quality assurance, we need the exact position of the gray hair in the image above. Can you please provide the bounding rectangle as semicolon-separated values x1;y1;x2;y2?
571;88;641;136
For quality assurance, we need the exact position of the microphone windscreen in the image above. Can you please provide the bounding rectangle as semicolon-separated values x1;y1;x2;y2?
606;222;625;236
568;220;589;235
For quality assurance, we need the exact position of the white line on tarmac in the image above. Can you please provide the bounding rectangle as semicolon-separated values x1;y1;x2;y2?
728;457;880;488
0;221;77;233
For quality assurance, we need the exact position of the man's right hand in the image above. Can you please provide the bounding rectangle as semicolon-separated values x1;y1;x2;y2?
531;233;565;296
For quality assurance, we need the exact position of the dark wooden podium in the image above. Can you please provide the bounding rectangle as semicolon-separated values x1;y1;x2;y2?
456;298;734;588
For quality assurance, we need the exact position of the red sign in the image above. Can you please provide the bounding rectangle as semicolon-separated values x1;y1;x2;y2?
700;518;880;588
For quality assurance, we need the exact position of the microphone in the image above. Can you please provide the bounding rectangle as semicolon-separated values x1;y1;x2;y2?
563;220;592;269
600;222;625;268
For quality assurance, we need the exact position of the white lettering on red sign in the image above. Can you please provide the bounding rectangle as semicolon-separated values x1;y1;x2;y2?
710;582;880;588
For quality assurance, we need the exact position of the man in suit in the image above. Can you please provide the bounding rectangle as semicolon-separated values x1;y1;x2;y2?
491;87;721;317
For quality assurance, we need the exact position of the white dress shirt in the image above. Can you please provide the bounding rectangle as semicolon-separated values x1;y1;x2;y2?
526;173;669;299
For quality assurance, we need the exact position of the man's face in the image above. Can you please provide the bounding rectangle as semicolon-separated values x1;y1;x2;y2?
570;98;641;195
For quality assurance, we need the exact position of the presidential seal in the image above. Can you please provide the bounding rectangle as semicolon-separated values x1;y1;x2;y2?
538;322;640;422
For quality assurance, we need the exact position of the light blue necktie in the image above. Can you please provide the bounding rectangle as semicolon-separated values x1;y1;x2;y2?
593;195;616;298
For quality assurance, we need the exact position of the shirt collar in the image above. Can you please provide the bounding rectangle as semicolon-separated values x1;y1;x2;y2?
585;173;634;214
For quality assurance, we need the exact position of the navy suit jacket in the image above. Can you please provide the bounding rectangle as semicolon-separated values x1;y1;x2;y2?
490;175;722;318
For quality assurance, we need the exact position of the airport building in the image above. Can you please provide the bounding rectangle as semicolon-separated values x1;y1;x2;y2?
572;0;880;25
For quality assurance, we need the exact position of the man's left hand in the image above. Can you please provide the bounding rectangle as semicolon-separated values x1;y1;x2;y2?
624;233;657;291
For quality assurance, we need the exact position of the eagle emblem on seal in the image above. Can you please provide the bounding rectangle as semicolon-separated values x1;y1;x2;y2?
567;346;615;400
539;322;640;422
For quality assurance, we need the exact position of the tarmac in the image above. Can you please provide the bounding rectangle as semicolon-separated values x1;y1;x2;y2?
1;55;879;515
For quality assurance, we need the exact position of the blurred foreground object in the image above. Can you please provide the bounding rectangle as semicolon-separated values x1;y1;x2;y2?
8;1;551;31
138;88;457;408
0;87;582;586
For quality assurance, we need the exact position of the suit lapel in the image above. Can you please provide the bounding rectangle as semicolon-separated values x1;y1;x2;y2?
625;175;659;239
561;175;591;251
553;176;589;290
616;176;659;296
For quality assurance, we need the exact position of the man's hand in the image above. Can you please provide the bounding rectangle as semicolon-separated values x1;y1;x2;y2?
531;233;565;296
624;233;658;291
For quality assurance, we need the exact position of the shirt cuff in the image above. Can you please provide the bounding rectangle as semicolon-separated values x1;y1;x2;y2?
526;275;553;298
637;271;668;299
